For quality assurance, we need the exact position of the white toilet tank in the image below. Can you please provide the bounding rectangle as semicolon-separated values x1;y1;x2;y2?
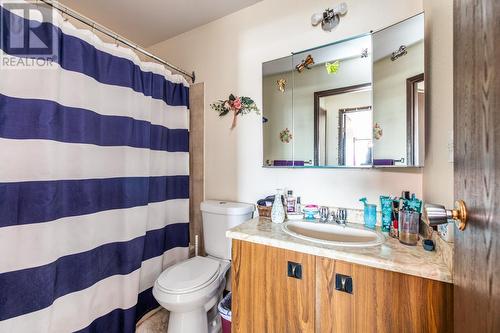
200;200;254;260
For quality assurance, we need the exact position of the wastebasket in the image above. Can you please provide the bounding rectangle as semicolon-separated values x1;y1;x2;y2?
218;292;232;333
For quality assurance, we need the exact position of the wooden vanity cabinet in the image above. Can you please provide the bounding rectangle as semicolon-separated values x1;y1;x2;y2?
231;240;316;332
317;257;453;333
232;240;453;333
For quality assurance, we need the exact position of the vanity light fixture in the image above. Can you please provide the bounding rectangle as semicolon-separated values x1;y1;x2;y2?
311;2;348;32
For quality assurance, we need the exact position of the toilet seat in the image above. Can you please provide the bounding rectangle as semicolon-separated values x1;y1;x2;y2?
156;256;221;295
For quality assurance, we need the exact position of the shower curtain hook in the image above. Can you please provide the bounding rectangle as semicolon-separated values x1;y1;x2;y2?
62;8;68;22
114;34;120;48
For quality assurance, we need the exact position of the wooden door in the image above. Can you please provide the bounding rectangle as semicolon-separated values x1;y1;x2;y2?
231;240;315;332
454;0;500;332
316;258;453;333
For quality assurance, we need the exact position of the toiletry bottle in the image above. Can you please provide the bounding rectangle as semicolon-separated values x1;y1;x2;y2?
390;200;399;238
295;196;301;213
286;190;296;213
271;189;286;224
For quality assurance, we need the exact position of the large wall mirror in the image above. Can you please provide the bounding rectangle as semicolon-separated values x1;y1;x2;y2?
262;13;424;168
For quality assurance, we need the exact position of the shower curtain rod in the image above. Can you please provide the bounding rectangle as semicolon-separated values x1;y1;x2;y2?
38;0;196;83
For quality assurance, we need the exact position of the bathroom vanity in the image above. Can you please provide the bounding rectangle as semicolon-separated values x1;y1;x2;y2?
227;218;453;333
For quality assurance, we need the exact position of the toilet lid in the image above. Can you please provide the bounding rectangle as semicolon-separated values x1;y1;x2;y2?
156;256;221;294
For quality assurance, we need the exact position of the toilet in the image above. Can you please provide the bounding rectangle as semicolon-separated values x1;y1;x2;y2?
153;200;254;333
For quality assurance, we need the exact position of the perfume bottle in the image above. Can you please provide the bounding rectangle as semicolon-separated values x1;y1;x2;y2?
295;196;302;213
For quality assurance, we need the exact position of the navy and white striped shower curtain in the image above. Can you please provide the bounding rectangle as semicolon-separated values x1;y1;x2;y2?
0;1;190;331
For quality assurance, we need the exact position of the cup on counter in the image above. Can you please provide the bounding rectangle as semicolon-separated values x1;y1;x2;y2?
363;204;377;229
398;210;420;245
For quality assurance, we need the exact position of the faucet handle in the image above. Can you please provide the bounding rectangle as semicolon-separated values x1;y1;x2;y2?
336;208;347;224
319;206;329;222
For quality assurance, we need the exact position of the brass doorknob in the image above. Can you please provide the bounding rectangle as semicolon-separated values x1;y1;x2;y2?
451;200;467;231
422;200;468;231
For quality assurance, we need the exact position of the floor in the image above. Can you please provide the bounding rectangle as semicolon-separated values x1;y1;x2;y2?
136;308;169;333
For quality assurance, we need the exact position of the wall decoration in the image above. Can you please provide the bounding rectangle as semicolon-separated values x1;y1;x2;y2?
374;123;383;140
361;48;368;58
391;45;408;61
277;78;287;93
295;54;314;73
279;128;293;143
325;60;340;74
211;94;259;129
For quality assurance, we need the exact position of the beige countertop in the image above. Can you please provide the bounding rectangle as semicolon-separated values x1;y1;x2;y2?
226;217;453;284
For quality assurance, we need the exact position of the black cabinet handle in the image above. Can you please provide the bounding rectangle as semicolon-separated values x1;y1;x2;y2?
335;274;353;293
287;261;302;279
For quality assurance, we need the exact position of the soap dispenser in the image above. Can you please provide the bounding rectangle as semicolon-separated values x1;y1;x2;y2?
271;189;286;224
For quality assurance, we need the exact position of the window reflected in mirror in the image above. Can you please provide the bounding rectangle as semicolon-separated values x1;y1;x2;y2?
315;84;372;167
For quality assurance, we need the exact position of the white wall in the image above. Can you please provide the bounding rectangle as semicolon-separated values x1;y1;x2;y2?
149;0;454;209
422;0;454;207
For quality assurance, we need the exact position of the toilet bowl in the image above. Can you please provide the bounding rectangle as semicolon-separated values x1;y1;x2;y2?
153;256;230;333
152;200;254;333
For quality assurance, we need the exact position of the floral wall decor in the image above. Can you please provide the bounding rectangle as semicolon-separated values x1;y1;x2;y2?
279;128;293;143
211;94;259;129
374;123;383;140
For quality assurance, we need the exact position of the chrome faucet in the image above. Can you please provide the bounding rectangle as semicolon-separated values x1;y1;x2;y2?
336;208;347;226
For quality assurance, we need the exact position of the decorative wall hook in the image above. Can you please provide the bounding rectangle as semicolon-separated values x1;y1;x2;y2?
277;78;287;93
325;60;340;74
296;54;314;73
391;45;407;61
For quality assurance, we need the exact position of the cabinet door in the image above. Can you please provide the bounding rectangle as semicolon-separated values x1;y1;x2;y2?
316;258;453;333
231;240;315;332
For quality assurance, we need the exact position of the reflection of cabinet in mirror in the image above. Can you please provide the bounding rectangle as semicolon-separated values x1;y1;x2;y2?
314;84;372;167
372;13;425;167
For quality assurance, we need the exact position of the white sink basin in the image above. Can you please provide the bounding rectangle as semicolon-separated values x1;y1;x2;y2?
282;221;385;247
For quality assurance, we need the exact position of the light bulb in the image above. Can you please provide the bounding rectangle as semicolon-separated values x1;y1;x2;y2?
311;13;323;26
334;2;348;15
